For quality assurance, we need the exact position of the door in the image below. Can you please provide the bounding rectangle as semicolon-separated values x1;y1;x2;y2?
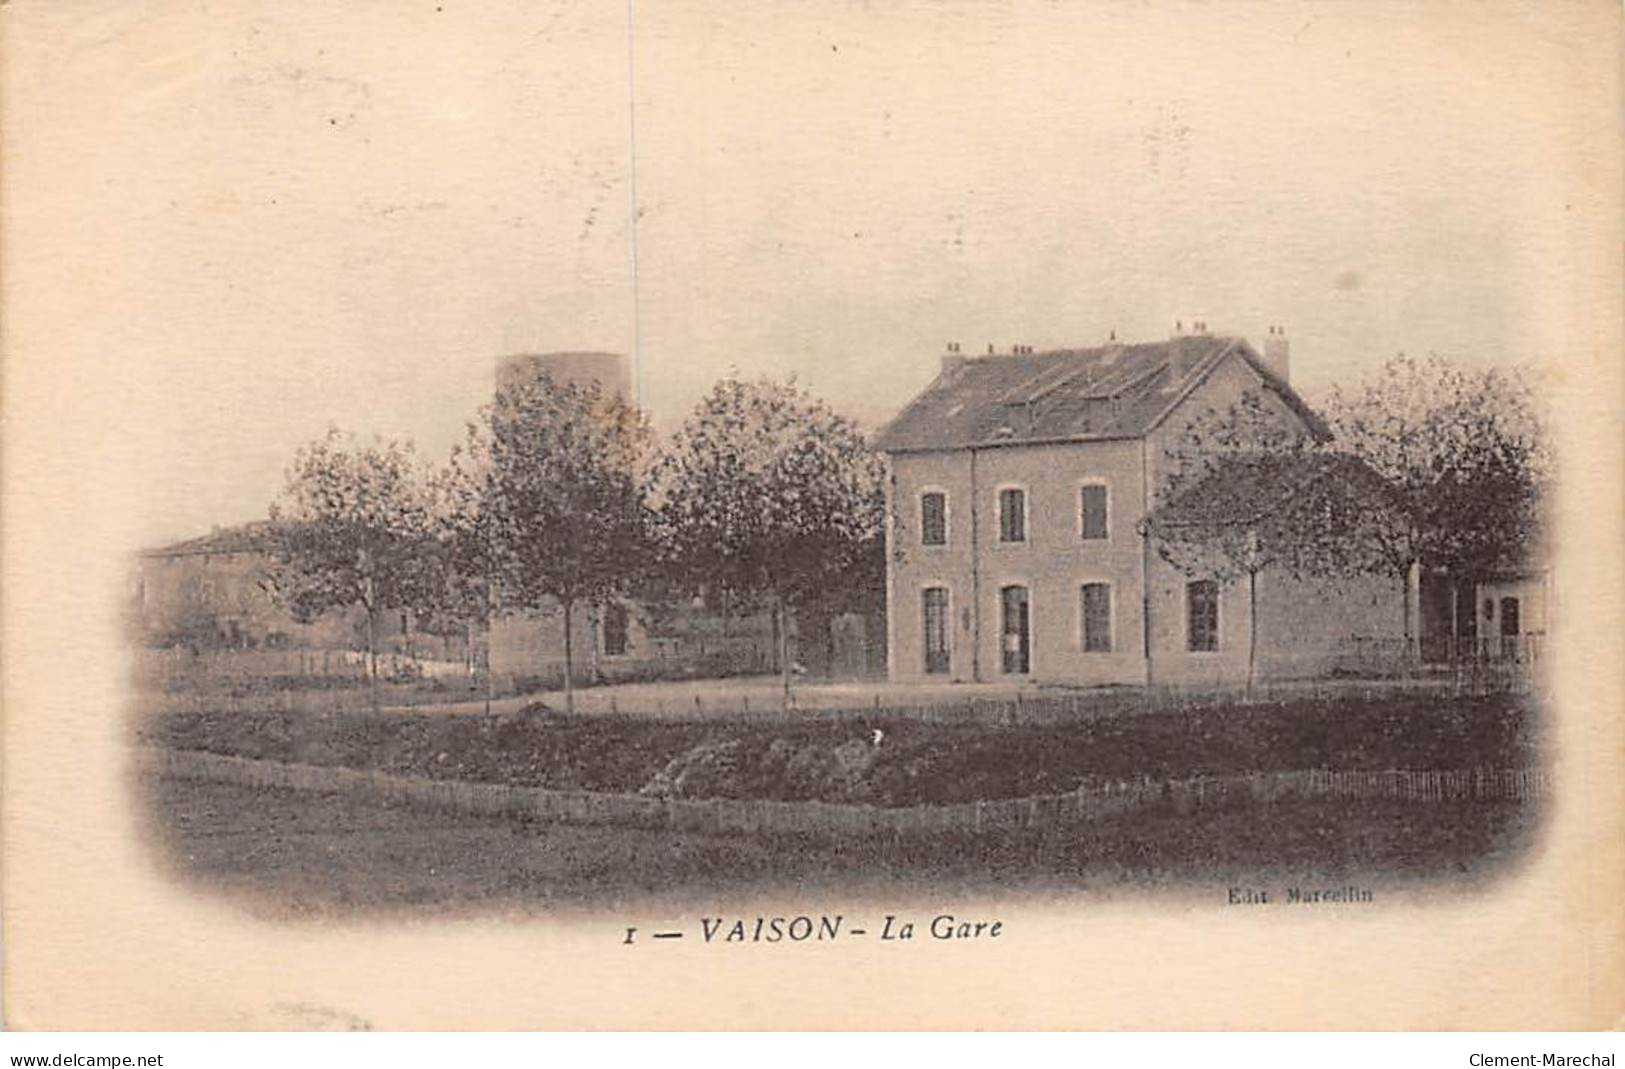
1499;596;1521;659
922;588;950;675
1000;585;1030;674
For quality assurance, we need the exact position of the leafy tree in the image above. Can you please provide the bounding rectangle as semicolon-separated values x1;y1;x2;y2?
479;372;652;713
652;376;885;707
424;424;500;677
267;428;436;709
1321;353;1550;652
1148;390;1353;694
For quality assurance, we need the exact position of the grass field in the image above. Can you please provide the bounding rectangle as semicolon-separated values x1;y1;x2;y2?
140;691;1539;806
142;772;1541;917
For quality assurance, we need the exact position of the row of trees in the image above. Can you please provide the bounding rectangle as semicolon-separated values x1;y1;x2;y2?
267;374;885;712
269;348;1546;708
1151;353;1549;692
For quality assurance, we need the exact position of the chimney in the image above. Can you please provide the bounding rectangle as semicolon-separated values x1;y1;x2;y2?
941;341;967;374
1262;325;1291;382
1168;319;1202;378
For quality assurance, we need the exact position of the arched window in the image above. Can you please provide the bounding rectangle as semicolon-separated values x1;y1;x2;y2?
998;487;1027;543
922;587;950;674
920;491;947;546
1080;583;1112;652
1079;483;1109;541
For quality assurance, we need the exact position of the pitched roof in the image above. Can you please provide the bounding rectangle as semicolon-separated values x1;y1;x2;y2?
872;335;1327;453
141;521;274;559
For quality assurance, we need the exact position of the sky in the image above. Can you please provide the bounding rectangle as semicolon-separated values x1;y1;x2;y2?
5;0;1610;548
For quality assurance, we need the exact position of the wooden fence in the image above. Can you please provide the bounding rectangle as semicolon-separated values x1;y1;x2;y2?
1334;634;1543;692
140;747;1549;841
672;677;1534;729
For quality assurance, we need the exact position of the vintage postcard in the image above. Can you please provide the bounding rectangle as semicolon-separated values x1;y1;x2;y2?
3;0;1621;1031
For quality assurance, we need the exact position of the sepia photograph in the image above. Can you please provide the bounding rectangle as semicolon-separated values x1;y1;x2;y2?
3;0;1620;1033
130;330;1551;916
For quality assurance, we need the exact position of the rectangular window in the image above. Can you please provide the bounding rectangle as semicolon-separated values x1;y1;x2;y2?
1081;583;1112;652
1080;484;1108;540
920;492;947;546
999;488;1026;543
922;587;950;674
601;602;629;656
1187;580;1219;652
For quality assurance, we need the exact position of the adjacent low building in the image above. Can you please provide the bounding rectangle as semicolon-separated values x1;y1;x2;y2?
132;522;354;650
133;349;786;687
1418;561;1550;665
131;521;769;686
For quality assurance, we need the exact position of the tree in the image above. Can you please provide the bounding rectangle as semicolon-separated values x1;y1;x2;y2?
1148;390;1353;695
479;372;651;714
1321;353;1550;653
268;428;436;710
424;423;500;692
652;376;885;708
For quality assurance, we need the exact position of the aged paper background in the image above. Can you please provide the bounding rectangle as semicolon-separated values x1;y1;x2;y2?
3;0;1621;1029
